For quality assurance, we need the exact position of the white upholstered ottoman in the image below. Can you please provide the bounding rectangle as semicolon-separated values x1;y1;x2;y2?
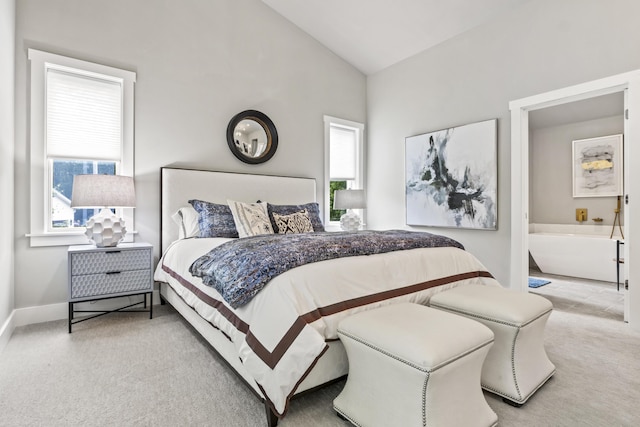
333;303;497;427
429;285;556;406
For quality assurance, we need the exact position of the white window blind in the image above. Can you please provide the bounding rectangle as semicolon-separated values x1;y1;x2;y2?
46;67;122;160
329;125;357;180
28;49;135;246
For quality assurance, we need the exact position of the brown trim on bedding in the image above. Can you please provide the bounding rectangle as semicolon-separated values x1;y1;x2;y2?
301;270;494;323
163;263;493;368
258;344;330;418
245;316;308;368
162;264;250;333
161;261;494;417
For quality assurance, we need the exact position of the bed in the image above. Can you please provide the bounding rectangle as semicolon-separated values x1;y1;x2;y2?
154;167;500;426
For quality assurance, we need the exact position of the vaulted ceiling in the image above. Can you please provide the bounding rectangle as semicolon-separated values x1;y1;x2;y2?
262;0;530;75
263;0;624;127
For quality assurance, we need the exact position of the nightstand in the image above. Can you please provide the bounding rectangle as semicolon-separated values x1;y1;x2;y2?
68;242;153;333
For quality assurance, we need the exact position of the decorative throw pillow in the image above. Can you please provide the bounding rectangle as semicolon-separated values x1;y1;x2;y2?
189;199;239;238
227;200;274;238
267;202;325;232
171;206;200;239
272;210;314;234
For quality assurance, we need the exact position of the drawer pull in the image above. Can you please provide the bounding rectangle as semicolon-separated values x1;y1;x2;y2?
105;251;122;254
106;271;122;275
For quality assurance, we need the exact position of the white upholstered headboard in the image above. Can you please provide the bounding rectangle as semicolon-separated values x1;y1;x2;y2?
160;167;317;252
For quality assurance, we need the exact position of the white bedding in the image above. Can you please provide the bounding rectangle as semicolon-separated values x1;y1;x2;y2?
154;237;500;416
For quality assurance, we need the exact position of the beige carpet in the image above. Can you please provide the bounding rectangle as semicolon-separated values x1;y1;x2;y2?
1;280;639;426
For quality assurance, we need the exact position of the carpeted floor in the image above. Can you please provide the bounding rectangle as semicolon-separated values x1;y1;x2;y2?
1;279;639;426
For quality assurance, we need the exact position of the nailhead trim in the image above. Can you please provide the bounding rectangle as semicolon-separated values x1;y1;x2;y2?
337;329;493;373
335;376;434;427
338;329;429;372
422;373;430;427
428;305;524;401
429;303;554;403
333;406;364;427
337;328;493;427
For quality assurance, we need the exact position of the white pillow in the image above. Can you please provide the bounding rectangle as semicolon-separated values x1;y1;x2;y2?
227;200;274;238
171;206;200;239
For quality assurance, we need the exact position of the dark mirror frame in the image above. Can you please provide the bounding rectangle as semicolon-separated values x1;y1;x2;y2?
226;110;278;164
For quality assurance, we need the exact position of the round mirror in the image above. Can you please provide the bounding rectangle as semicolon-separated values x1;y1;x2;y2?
226;110;278;164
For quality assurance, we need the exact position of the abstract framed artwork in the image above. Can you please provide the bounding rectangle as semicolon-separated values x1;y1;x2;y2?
572;134;623;198
405;119;497;230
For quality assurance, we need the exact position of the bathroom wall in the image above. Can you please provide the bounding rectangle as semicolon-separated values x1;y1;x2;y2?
530;115;624;228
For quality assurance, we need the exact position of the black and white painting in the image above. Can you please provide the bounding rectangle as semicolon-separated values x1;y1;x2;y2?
572;134;623;198
405;119;497;230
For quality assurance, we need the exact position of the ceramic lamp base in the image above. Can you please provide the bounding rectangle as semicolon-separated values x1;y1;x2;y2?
340;211;362;232
85;208;127;247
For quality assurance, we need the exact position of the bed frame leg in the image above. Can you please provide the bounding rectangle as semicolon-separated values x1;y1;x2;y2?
265;403;278;427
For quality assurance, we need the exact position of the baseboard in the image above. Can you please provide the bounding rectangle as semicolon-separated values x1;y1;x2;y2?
12;290;162;328
0;310;16;354
14;302;68;327
0;290;162;350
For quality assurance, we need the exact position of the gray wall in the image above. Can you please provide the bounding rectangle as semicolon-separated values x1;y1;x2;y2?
366;0;640;286
530;116;624;226
13;0;366;309
0;0;15;333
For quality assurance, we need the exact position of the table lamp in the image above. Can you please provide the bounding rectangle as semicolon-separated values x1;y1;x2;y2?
333;189;366;231
71;174;136;247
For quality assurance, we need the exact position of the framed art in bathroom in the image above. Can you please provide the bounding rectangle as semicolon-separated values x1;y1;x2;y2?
572;134;623;198
405;119;497;230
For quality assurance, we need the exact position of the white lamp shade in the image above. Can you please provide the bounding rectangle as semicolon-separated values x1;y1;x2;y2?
334;189;366;210
71;175;136;208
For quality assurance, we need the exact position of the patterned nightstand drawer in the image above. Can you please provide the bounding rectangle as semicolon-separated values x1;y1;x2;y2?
71;249;151;275
67;243;154;332
70;269;152;299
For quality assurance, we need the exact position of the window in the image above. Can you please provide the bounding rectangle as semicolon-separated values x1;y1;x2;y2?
324;116;365;228
28;49;136;246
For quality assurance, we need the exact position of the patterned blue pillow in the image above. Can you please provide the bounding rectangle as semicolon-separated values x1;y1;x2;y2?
189;199;239;238
267;202;325;232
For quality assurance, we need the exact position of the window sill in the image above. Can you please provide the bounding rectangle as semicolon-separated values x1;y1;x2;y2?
26;231;137;248
325;223;343;232
325;222;368;232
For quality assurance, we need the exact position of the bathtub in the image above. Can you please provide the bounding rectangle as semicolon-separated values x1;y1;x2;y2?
528;223;623;283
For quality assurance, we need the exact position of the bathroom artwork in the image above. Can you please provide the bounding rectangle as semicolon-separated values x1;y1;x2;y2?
405;119;497;230
572;134;623;198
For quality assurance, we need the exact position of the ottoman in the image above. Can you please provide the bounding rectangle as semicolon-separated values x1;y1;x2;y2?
333;303;497;427
429;285;556;406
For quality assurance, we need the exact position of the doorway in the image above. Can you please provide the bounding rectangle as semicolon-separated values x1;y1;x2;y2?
527;93;625;320
509;70;640;332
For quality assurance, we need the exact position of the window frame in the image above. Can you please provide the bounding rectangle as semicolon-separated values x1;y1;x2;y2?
27;49;136;247
323;115;365;230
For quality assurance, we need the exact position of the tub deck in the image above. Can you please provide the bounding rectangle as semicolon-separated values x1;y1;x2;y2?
529;224;622;283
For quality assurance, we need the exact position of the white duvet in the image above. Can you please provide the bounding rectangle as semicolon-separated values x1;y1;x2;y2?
154;237;500;416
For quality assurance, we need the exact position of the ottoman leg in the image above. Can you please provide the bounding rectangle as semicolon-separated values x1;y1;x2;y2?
503;398;523;407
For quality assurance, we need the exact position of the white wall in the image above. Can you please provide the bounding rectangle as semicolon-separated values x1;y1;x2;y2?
531;116;624;226
13;0;366;312
367;0;640;286
0;0;16;346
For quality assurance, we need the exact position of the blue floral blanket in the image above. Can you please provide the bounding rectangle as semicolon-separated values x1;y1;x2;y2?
189;230;464;308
